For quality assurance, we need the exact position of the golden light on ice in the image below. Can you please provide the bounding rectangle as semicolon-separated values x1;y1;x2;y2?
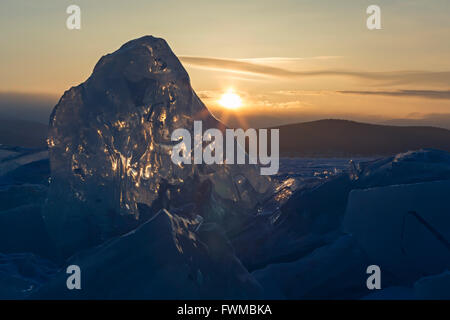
218;89;242;110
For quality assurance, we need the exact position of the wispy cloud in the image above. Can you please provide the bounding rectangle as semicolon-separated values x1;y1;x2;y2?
338;89;450;100
237;56;342;63
274;90;331;96
180;56;450;86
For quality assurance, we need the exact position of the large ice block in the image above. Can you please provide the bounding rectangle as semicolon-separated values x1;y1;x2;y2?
44;36;272;257
344;180;450;282
34;209;262;299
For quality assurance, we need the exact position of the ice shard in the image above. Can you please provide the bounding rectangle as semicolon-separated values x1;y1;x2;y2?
44;36;272;257
34;209;263;299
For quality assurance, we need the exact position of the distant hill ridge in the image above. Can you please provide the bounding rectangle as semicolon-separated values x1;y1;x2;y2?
1;118;449;157
0;118;47;148
271;119;450;157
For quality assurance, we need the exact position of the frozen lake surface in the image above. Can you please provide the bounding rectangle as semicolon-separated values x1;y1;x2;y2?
275;157;376;182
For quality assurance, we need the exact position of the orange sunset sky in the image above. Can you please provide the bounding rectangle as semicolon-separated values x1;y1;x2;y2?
1;0;450;128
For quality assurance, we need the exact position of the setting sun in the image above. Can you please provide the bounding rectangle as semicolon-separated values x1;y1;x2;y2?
218;89;242;110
